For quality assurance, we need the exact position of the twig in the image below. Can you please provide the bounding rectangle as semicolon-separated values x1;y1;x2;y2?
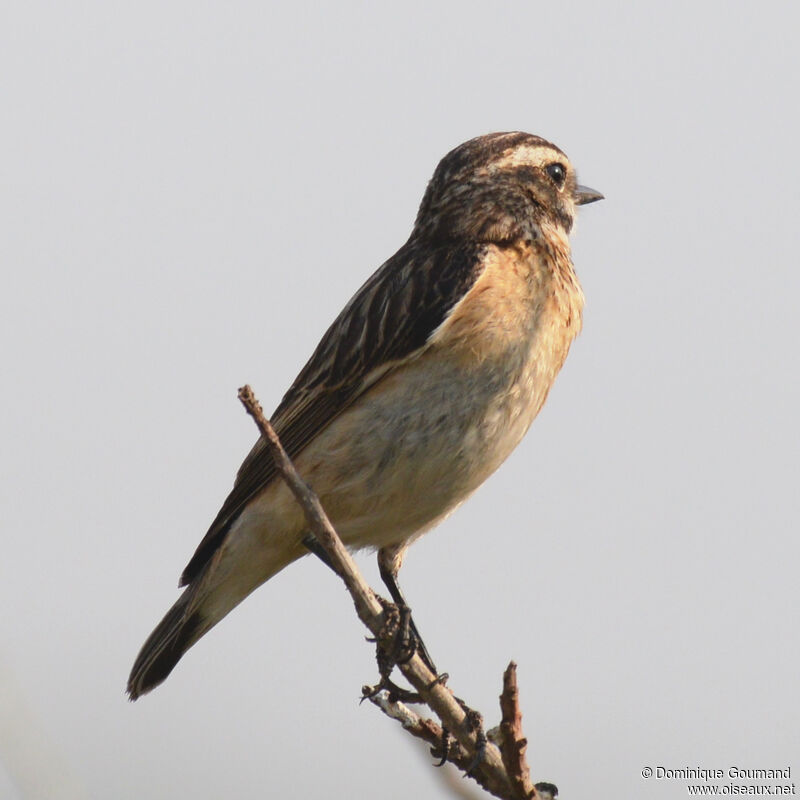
237;384;520;799
368;692;468;765
498;662;536;799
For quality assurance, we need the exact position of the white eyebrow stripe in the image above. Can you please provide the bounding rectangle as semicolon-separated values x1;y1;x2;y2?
489;145;556;171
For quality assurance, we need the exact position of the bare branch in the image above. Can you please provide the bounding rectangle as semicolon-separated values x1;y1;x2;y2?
498;662;536;799
368;692;467;763
367;692;505;799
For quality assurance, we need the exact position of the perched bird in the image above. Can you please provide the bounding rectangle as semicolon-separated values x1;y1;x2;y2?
127;131;602;700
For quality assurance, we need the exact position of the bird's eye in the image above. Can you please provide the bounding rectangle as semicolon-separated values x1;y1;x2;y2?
545;163;567;188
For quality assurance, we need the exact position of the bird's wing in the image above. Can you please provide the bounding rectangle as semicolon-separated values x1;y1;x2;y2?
179;239;488;585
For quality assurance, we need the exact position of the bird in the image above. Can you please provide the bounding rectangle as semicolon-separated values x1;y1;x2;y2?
127;131;603;700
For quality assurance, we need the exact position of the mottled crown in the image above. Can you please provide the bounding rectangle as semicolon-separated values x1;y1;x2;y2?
413;132;581;242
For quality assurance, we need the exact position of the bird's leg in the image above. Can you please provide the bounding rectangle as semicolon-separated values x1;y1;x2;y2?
377;545;439;675
304;535;441;691
302;534;417;700
302;533;335;572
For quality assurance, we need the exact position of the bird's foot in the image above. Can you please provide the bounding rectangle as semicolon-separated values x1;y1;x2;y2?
427;708;484;772
361;668;450;705
462;707;487;776
382;597;439;673
380;598;416;667
434;695;486;776
372;597;437;672
431;725;451;767
362;598;444;699
361;675;422;704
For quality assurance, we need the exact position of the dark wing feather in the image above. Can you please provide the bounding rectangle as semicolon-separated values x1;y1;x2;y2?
179;239;487;585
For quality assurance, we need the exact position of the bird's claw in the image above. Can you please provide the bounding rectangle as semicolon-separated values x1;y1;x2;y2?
360;676;424;704
373;597;437;676
432;725;451;767
462;708;487;777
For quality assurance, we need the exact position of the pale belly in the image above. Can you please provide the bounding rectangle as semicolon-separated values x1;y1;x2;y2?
295;343;555;550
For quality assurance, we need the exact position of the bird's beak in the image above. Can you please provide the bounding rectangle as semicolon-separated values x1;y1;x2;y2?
574;184;604;205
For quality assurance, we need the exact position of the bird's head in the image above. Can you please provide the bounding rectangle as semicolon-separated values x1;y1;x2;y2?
413;131;602;244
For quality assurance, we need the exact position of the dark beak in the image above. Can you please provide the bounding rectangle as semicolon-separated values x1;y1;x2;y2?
575;184;604;205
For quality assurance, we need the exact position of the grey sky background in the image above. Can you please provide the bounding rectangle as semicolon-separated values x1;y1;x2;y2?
2;2;798;798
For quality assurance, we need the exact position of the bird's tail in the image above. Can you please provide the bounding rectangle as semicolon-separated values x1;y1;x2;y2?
127;585;210;700
127;530;305;701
